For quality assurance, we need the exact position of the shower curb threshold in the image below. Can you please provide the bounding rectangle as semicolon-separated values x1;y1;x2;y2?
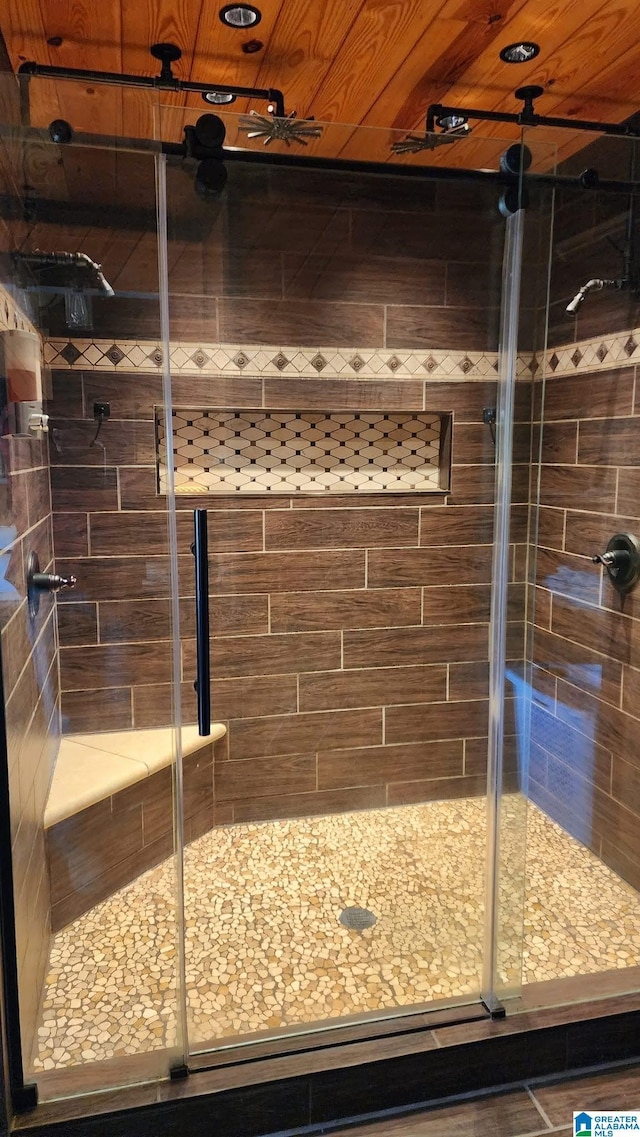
15;990;640;1136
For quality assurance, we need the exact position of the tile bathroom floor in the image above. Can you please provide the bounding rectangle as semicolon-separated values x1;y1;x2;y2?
31;797;640;1072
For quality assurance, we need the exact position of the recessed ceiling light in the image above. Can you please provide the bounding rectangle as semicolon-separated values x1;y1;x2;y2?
436;114;468;131
202;91;237;105
499;41;540;63
219;5;261;28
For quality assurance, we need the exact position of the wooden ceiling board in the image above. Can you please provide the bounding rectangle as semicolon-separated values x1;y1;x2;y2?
232;0;366;117
3;0;640;180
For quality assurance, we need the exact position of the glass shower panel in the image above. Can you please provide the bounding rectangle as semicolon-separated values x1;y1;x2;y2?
0;86;184;1101
523;126;640;1009
160;106;523;1058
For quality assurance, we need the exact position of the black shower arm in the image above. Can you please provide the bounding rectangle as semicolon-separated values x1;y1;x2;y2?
426;101;640;140
17;61;286;118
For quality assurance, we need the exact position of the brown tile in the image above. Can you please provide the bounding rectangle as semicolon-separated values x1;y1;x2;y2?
534;1065;640;1126
536;506;565;550
451;422;500;465
60;686;132;732
299;664;447;712
421;581;490;625
540;419;578;463
50;833;171;931
82;372;162;420
533;586;552;629
579;416;640;465
283;252;446;306
270;587;421;632
171;374;263;407
89;509;263;555
209;674;298;719
386;304;498;352
219;297;384;346
209;550;365;594
60;642;173;691
47;797;143;904
289;493;446;510
534;624;623;707
448;662;490;700
419;505;494;545
611;754;640;815
228;707;382;760
424;380;498;421
368;545;492;588
51;466;119;511
263;377;424;411
132;681;195;729
556;677;640;763
617;467;640;515
53;512;89;557
55;555;182;602
535;546;601;604
265;508;419;550
622;664;640;716
552;593;640;670
215;754;317;801
232;784;386;822
49;418;154;466
57;602;98;647
318;739;463;790
387;773;487;804
344;623;488;669
542;366;634;421
565;510;639;560
193;630;340;680
48;369;84;417
25;466;51;527
98;595;267;642
539;464;617;511
385;699;489;744
328;1088;545;1136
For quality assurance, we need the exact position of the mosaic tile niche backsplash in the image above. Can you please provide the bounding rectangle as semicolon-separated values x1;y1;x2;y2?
158;408;448;496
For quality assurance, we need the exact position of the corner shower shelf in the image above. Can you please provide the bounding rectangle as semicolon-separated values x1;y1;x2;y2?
157;407;450;495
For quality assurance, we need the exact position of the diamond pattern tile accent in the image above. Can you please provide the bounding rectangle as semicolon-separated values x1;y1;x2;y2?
310;353;327;372
106;344;124;365
233;351;249;369
349;355;365;373
191;350;209;368
272;352;290;371
625;336;638;357
460;356;473;374
548;353;559;372
158;408;444;496
570;348;583;367
60;342;82;365
386;355;402;372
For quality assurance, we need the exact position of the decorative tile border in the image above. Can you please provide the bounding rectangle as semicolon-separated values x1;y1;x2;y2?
158;408;444;496
43;338;513;381
541;326;640;378
0;282;39;337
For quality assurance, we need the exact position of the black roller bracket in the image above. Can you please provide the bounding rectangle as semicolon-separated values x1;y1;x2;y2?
592;532;640;594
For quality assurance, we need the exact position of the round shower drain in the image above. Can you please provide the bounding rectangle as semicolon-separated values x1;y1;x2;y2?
339;906;377;931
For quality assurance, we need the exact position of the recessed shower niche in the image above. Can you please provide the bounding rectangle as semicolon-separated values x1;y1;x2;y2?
156;407;451;495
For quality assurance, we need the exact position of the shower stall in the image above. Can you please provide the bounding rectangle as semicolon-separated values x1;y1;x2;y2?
1;75;640;1117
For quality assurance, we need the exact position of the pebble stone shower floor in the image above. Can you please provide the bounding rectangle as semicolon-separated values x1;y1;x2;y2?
32;798;640;1072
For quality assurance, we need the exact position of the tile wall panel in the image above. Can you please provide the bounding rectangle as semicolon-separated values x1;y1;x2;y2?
529;351;640;891
49;366;510;822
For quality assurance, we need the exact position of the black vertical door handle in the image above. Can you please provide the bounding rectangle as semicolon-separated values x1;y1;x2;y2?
192;509;211;736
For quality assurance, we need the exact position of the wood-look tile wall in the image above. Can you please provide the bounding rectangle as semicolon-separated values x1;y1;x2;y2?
0;432;57;1066
48;368;531;823
529;361;640;889
43;164;506;351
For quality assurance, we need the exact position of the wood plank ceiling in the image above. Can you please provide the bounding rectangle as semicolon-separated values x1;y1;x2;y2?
2;0;640;174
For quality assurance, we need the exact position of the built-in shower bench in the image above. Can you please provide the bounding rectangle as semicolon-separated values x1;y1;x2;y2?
44;723;227;931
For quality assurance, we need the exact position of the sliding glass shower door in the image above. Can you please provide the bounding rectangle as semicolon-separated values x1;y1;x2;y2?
158;109;536;1060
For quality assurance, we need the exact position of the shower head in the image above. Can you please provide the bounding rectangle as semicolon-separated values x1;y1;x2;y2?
12;251;114;296
566;277;620;313
239;110;323;147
